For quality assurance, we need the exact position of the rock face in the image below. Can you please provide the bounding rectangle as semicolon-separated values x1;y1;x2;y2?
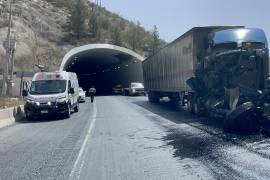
0;0;73;72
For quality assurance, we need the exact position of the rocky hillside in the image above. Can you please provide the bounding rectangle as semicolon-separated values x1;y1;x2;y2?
0;0;71;72
0;0;165;73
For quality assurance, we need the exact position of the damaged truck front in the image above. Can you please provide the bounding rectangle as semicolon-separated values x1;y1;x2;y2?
187;28;269;133
143;26;269;133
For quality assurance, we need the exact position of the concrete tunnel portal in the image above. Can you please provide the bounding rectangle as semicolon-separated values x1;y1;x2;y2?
60;44;145;94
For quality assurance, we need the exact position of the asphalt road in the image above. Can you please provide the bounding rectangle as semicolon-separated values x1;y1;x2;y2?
2;96;270;179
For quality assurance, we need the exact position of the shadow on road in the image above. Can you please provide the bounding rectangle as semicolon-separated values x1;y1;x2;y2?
133;99;224;131
16;113;70;124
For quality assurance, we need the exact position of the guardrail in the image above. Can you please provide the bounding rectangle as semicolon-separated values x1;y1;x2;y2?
0;105;24;129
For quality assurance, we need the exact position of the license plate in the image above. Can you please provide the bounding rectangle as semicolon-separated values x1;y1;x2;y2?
40;110;48;114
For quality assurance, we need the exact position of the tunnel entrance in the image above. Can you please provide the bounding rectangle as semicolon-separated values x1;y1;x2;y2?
60;44;145;95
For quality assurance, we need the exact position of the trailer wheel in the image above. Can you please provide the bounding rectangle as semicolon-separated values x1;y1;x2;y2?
148;92;159;103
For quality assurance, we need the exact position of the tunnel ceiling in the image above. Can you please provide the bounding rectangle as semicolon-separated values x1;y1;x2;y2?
60;44;145;75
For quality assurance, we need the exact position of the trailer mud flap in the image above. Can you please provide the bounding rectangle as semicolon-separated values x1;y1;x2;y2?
224;102;260;134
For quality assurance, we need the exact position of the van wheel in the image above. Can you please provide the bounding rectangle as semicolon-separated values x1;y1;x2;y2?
74;103;79;112
26;115;33;121
64;104;71;119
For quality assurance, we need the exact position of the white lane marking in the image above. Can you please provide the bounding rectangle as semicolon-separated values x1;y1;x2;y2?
69;100;97;179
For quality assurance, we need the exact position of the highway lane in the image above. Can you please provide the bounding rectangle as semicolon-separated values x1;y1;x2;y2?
1;96;270;179
0;98;95;179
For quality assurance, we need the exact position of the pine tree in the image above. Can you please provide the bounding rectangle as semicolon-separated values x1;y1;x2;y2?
129;21;142;50
89;12;98;37
69;0;88;38
111;26;121;46
149;25;160;56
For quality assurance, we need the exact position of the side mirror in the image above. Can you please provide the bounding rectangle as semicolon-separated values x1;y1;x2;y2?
22;90;28;97
69;88;75;94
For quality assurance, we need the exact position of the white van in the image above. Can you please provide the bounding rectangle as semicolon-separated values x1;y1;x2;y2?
23;71;80;120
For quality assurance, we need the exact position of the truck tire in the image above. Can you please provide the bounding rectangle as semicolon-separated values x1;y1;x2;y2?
187;93;195;114
194;100;205;115
188;96;204;116
224;102;260;134
148;92;159;103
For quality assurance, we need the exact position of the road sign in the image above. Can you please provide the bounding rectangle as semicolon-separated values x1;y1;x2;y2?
3;39;16;49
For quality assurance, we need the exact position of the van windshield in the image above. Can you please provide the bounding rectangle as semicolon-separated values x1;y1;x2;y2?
30;80;66;95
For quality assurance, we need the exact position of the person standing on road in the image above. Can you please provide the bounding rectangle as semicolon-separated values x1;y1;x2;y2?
89;86;96;103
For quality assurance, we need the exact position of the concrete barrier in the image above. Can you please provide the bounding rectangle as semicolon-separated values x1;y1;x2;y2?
0;105;24;129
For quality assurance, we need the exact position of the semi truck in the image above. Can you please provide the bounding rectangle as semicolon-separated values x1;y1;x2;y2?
143;26;270;133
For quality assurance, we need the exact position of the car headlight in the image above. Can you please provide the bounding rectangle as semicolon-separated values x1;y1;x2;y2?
56;96;67;103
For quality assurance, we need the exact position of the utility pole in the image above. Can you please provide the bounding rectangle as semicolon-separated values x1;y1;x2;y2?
8;36;16;96
1;0;12;96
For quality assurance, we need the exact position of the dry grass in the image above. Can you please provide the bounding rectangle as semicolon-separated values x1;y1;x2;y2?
0;98;25;109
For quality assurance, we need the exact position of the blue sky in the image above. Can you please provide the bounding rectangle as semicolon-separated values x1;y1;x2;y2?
91;0;270;44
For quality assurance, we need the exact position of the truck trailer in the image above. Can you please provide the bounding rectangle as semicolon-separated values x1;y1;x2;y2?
143;26;270;133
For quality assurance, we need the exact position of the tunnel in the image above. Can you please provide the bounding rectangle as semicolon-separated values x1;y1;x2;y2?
60;44;145;95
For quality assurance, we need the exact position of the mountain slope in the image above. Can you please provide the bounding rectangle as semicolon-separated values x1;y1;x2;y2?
0;0;165;72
